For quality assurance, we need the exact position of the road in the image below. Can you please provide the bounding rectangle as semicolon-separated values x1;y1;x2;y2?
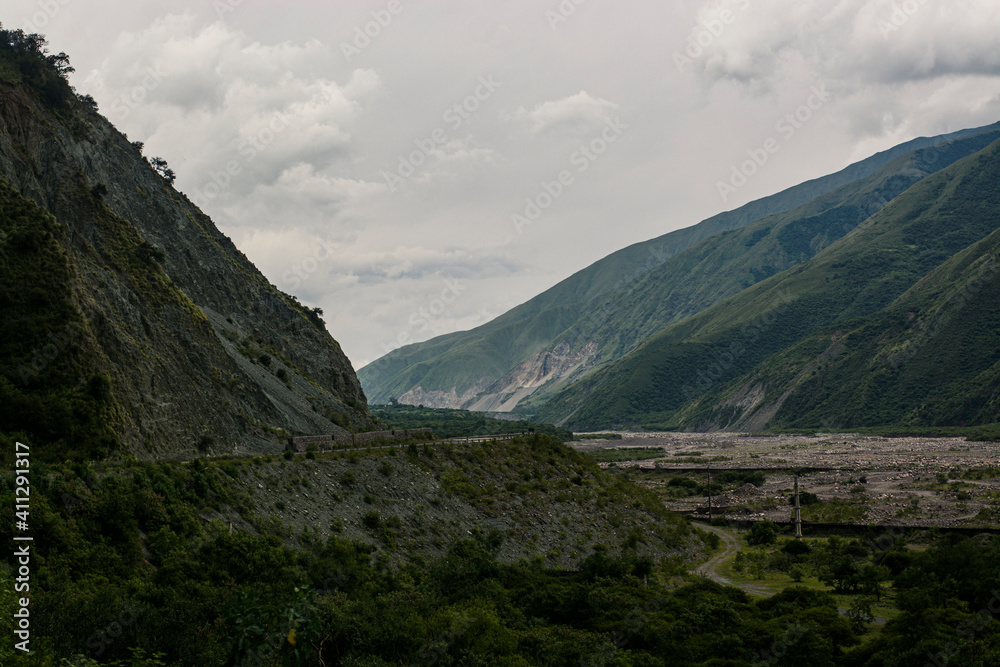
693;523;771;596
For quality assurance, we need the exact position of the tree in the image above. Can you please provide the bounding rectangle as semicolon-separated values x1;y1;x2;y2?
46;51;74;77
847;595;876;633
148;157;176;186
747;520;778;545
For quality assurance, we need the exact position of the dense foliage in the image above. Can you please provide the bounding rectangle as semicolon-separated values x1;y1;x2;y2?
0;25;77;109
0;177;120;463
371;404;573;441
1;451;999;665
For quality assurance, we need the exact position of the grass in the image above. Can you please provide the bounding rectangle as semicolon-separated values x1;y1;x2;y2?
700;526;901;631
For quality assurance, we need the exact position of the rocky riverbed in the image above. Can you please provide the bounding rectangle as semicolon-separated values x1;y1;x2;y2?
571;432;1000;528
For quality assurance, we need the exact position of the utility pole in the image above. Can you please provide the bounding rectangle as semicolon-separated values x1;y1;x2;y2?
794;473;802;540
707;466;712;522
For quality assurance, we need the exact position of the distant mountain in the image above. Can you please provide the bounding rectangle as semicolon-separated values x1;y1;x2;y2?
0;32;374;461
539;138;1000;430
360;121;1000;415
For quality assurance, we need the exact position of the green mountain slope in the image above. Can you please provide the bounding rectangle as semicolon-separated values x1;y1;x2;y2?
685;224;1000;431
539;138;1000;430
0;28;374;461
361;124;1000;412
513;130;1000;413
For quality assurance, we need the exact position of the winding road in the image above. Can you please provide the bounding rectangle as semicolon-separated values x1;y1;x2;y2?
693;523;772;596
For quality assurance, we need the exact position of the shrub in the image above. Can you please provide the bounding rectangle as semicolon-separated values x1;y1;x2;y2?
746;520;778;545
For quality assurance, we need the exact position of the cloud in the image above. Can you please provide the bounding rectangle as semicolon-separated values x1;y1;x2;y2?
83;13;380;207
683;0;1000;89
224;163;386;231
517;91;620;135
50;0;999;369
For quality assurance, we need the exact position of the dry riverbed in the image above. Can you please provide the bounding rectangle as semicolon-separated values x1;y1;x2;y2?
570;432;1000;528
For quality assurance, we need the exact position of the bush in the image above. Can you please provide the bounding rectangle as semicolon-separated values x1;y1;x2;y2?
782;539;811;556
746;520;778;546
788;491;820;506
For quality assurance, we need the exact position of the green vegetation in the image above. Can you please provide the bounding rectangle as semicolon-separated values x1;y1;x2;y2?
0;25;77;111
542;136;1000;431
617;468;767;500
746;520;778;545
360;125;1000;419
0;176;121;462
3;456;1000;664
371;403;572;440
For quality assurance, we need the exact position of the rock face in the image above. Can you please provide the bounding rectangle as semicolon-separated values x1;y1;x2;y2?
0;73;373;459
397;341;599;412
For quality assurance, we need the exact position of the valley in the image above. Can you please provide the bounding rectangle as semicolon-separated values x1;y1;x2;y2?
574;431;1000;529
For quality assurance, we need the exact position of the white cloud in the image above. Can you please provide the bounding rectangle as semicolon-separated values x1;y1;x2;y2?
517;91;620;135
83;13;380;211
28;0;998;368
686;0;1000;89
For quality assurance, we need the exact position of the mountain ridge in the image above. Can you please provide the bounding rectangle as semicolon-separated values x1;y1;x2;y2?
362;122;1000;413
539;137;1000;430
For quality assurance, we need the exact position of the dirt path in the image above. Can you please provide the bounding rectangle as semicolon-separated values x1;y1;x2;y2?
694;524;771;596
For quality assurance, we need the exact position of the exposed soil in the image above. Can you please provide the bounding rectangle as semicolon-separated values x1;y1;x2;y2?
571;432;1000;528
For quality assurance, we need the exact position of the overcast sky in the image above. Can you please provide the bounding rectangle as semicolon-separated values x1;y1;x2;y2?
6;0;999;369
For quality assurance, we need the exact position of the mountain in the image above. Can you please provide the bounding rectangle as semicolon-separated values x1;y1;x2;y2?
538;137;1000;430
360;122;1000;413
0;29;373;461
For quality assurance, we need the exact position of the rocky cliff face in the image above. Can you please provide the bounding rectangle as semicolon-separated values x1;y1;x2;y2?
396;341;599;412
0;69;373;460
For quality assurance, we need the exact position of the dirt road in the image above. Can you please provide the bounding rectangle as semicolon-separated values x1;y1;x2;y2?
694;524;771;596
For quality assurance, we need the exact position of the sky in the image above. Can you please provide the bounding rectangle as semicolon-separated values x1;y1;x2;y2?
5;0;999;369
